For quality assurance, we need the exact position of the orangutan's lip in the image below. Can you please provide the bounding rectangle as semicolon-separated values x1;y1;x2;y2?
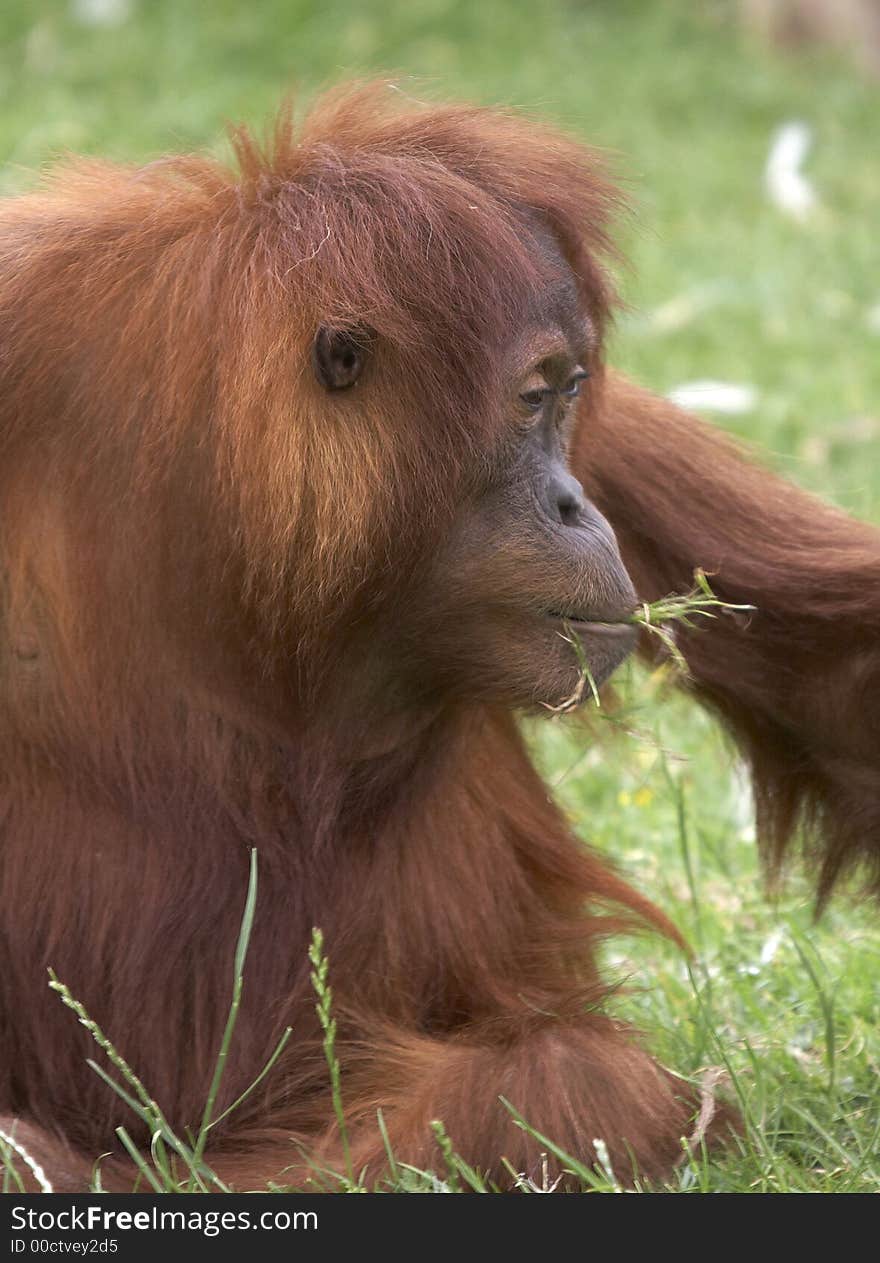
544;611;635;635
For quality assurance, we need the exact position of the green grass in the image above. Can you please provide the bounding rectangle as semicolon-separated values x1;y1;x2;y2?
3;0;878;1193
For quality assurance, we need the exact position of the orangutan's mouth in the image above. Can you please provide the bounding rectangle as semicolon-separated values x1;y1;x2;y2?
544;610;634;635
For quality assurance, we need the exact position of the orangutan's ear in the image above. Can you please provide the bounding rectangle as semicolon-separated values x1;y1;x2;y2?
312;326;367;391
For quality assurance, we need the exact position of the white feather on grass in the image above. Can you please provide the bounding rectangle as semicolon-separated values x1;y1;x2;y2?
70;0;132;25
667;381;757;414
765;121;817;222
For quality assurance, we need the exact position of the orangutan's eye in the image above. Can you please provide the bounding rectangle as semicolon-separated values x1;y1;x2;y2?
520;388;551;412
520;366;589;415
559;368;590;398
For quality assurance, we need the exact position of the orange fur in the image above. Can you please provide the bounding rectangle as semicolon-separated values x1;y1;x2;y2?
579;376;880;903
0;83;873;1192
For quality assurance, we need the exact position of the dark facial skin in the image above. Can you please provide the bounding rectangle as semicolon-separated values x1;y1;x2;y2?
415;394;637;709
312;241;637;716
394;246;637;711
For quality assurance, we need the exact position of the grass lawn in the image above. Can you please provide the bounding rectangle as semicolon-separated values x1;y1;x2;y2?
1;0;878;1191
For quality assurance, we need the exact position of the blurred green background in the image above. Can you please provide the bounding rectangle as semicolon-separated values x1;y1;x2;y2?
3;0;878;1191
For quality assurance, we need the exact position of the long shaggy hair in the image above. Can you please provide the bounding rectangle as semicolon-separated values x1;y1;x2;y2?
0;82;877;1192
